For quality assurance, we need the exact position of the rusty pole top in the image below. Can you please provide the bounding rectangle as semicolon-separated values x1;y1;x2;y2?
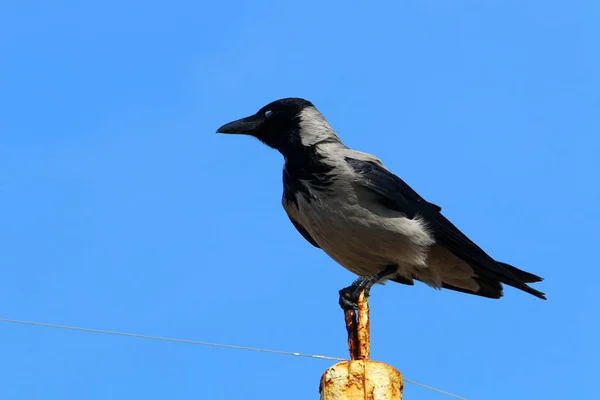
344;290;370;360
321;290;403;399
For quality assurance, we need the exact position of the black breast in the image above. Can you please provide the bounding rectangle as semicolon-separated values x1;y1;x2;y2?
283;145;335;207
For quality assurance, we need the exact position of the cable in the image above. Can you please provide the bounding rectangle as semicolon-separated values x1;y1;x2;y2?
1;318;467;399
0;318;343;361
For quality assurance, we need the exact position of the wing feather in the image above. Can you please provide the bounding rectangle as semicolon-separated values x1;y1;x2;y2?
345;156;545;299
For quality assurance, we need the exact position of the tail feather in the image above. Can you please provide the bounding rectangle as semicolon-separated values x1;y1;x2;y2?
475;261;546;300
442;276;503;299
497;261;544;283
389;262;546;300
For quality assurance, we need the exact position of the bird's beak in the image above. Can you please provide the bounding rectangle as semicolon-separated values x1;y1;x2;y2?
216;114;261;135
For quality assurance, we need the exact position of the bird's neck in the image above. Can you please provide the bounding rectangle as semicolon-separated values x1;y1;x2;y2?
295;107;341;147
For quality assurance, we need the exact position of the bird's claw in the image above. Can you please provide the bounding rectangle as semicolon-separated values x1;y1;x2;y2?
338;287;359;310
338;266;398;310
338;276;375;311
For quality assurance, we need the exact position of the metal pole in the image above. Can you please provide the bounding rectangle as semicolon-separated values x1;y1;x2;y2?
319;291;404;400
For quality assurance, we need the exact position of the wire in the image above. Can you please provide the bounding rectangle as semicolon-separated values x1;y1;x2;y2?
1;318;467;400
0;318;343;361
404;380;468;399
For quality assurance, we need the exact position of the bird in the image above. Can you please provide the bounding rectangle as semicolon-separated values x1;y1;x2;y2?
216;97;545;309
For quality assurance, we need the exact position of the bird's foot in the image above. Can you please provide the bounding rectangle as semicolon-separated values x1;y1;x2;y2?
338;276;377;311
338;265;399;311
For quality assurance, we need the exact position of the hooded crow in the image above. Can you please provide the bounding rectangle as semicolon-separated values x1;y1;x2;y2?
217;97;545;309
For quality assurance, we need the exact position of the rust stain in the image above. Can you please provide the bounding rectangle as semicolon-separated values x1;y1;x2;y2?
319;361;403;399
356;290;370;360
345;289;370;360
324;290;404;399
344;308;359;360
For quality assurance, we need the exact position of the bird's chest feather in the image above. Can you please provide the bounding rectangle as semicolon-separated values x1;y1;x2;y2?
282;161;354;236
283;177;389;258
282;170;433;273
282;148;335;207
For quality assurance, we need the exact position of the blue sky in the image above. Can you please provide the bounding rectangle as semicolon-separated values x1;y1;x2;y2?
1;1;598;399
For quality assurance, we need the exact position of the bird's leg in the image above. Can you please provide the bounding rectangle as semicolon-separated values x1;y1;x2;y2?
338;264;398;310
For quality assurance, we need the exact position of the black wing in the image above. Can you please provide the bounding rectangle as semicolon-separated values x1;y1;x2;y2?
345;157;441;219
345;157;545;299
287;215;320;248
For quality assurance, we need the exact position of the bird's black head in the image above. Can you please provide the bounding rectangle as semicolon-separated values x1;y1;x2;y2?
216;97;321;155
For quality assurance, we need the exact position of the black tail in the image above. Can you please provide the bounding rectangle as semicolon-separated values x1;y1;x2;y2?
390;261;546;300
442;276;503;299
497;262;544;283
483;261;546;300
441;269;546;300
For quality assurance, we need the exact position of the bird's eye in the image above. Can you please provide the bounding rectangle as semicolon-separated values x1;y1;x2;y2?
264;110;273;118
